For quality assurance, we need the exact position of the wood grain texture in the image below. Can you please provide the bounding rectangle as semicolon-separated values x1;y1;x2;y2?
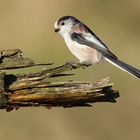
0;49;119;111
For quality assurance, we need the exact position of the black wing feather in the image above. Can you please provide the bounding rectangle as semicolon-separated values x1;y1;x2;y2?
71;32;118;59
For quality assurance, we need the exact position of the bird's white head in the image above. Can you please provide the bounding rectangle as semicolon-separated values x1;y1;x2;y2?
54;16;78;37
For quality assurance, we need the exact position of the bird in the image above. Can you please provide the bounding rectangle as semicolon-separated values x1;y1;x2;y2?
54;16;140;79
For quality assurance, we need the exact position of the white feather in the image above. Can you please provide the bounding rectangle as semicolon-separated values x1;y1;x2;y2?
85;34;107;50
64;34;103;65
105;57;139;78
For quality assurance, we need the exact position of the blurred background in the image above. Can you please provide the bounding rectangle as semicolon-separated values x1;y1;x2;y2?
0;0;140;140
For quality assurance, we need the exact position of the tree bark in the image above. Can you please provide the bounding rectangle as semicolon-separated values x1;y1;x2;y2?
0;49;119;112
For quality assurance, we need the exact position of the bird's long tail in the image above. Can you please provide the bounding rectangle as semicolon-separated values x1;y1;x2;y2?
105;57;140;79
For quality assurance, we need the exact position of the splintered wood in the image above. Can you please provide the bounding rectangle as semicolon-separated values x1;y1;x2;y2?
0;49;119;111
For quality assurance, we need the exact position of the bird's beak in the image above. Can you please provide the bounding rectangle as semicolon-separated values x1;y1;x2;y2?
55;28;60;32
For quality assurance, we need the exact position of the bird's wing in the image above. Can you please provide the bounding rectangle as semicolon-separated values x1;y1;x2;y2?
70;32;117;59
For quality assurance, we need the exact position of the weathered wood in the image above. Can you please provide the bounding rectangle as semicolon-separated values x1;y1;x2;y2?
0;49;119;111
0;49;52;69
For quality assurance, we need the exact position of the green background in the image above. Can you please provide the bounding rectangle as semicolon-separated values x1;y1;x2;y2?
0;0;140;140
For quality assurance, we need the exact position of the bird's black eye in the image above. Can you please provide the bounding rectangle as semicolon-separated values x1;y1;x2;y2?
61;22;65;26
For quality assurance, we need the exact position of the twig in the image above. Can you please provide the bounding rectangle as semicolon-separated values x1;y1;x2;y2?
0;49;52;69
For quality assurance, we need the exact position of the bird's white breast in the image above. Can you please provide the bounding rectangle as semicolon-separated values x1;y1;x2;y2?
64;35;103;65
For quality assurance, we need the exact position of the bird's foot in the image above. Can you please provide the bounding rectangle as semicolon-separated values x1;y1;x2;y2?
79;62;92;69
65;61;79;69
65;61;92;70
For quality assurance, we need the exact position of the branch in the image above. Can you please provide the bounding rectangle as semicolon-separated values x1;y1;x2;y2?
0;49;52;69
0;49;119;111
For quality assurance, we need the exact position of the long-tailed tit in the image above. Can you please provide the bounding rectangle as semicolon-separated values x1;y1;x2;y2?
54;16;140;79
